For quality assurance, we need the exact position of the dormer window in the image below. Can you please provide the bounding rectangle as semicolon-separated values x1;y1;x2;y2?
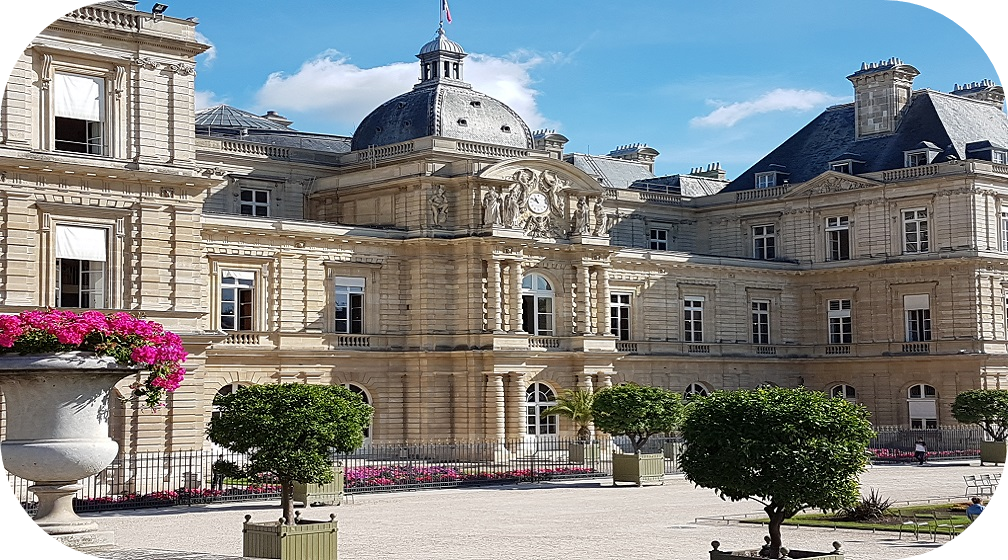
470;101;482;108
994;150;1007;164
501;125;511;133
831;162;852;174
457;118;468;126
905;152;928;167
755;172;776;189
904;141;940;168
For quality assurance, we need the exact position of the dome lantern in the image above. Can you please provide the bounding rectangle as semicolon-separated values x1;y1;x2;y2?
416;27;468;88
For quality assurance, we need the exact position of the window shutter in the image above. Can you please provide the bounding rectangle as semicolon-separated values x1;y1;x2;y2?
55;225;107;261
903;294;930;310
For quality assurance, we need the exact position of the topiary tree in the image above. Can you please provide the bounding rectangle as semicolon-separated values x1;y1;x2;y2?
590;384;683;452
541;388;594;441
680;387;874;559
951;389;1008;441
206;383;373;524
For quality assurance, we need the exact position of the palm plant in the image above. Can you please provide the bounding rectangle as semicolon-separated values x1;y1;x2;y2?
542;388;594;441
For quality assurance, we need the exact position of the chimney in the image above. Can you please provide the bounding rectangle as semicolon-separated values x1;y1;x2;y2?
951;79;1005;110
688;162;726;181
532;129;569;160
608;143;660;173
261;110;293;128
847;58;920;139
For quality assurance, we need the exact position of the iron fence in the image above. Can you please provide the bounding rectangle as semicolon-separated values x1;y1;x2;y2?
869;425;986;462
6;436;685;514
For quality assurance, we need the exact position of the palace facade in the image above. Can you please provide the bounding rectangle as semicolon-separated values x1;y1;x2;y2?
3;2;1008;453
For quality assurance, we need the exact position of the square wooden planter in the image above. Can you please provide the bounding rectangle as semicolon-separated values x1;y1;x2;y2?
243;513;338;560
293;465;345;506
979;441;1006;466
611;452;664;486
709;540;844;559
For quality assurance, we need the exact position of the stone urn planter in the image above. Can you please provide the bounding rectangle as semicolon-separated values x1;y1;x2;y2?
0;353;133;548
243;512;338;560
611;452;664;486
979;440;1006;466
567;441;600;465
709;540;844;559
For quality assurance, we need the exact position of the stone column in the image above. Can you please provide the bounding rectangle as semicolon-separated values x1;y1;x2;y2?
596;371;613;389
487;259;503;332
507;372;527;439
511;260;525;333
595;266;612;336
486;373;506;441
576;264;592;334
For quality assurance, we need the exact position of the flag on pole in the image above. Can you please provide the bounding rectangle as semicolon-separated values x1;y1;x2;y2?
442;0;452;23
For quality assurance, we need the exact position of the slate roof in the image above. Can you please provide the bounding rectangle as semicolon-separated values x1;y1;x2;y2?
630;176;726;198
723;90;1008;193
195;105;352;154
565;153;655;190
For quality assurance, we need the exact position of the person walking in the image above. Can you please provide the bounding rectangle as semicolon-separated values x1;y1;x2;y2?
913;438;927;465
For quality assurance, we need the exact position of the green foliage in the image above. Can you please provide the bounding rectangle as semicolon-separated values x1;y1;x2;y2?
838;488;894;522
542;388;594;441
590;384;683;452
680;387;874;556
206;383;372;523
951;389;1008;441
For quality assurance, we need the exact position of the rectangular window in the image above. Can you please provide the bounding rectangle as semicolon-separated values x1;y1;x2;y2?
828;299;852;344
751;300;770;344
1001;209;1008;251
649;228;668;251
240;189;270;217
904;294;932;342
54;72;104;155
334;277;365;334
825;216;851;261
755;173;775;189
994;150;1007;164
902;209;929;253
905;152;928;167
610;293;631;341
683;297;704;343
54;225;107;308
221;271;254;331
753;224;776;260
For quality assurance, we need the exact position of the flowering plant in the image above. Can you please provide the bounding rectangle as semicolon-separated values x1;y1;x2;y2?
0;309;187;408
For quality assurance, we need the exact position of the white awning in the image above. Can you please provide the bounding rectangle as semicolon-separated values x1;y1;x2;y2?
903;294;930;310
222;270;256;281
55;225;107;261
908;399;937;418
54;73;104;122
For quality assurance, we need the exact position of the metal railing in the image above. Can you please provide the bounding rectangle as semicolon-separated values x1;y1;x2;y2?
7;437;685;515
868;425;986;462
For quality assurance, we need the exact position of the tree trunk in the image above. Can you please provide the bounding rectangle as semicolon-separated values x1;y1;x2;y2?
765;505;786;559
281;480;295;525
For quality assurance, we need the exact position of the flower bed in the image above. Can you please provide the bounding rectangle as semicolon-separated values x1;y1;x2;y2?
344;465;600;492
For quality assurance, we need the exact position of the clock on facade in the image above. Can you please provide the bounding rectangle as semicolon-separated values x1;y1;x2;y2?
528;192;549;215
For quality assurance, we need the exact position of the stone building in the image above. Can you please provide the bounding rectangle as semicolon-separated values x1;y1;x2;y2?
2;2;1008;454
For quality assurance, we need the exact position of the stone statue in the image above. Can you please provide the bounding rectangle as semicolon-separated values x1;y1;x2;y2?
572;197;589;235
502;184;522;228
592;198;607;236
540;170;566;214
482;189;500;226
429;185;449;226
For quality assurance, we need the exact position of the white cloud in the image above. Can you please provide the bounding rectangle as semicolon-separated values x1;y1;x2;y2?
253;49;551;131
690;89;846;128
194;31;216;67
195;90;224;111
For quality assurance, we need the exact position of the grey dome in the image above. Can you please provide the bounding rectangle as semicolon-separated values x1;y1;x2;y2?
351;84;533;151
352;28;532;152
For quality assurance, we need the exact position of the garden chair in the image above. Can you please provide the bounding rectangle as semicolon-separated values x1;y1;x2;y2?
979;474;996;495
933;511;965;540
897;510;932;540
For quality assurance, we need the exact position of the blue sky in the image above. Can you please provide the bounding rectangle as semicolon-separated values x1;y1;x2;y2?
1;1;1006;178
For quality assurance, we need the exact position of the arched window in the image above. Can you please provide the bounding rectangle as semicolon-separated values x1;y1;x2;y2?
908;383;938;429
211;382;244;424
343;383;372;441
522;273;554;335
526;382;557;436
684;382;709;398
831;384;857;403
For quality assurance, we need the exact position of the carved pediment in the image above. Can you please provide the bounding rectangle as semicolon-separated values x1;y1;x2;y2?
785;171;881;198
